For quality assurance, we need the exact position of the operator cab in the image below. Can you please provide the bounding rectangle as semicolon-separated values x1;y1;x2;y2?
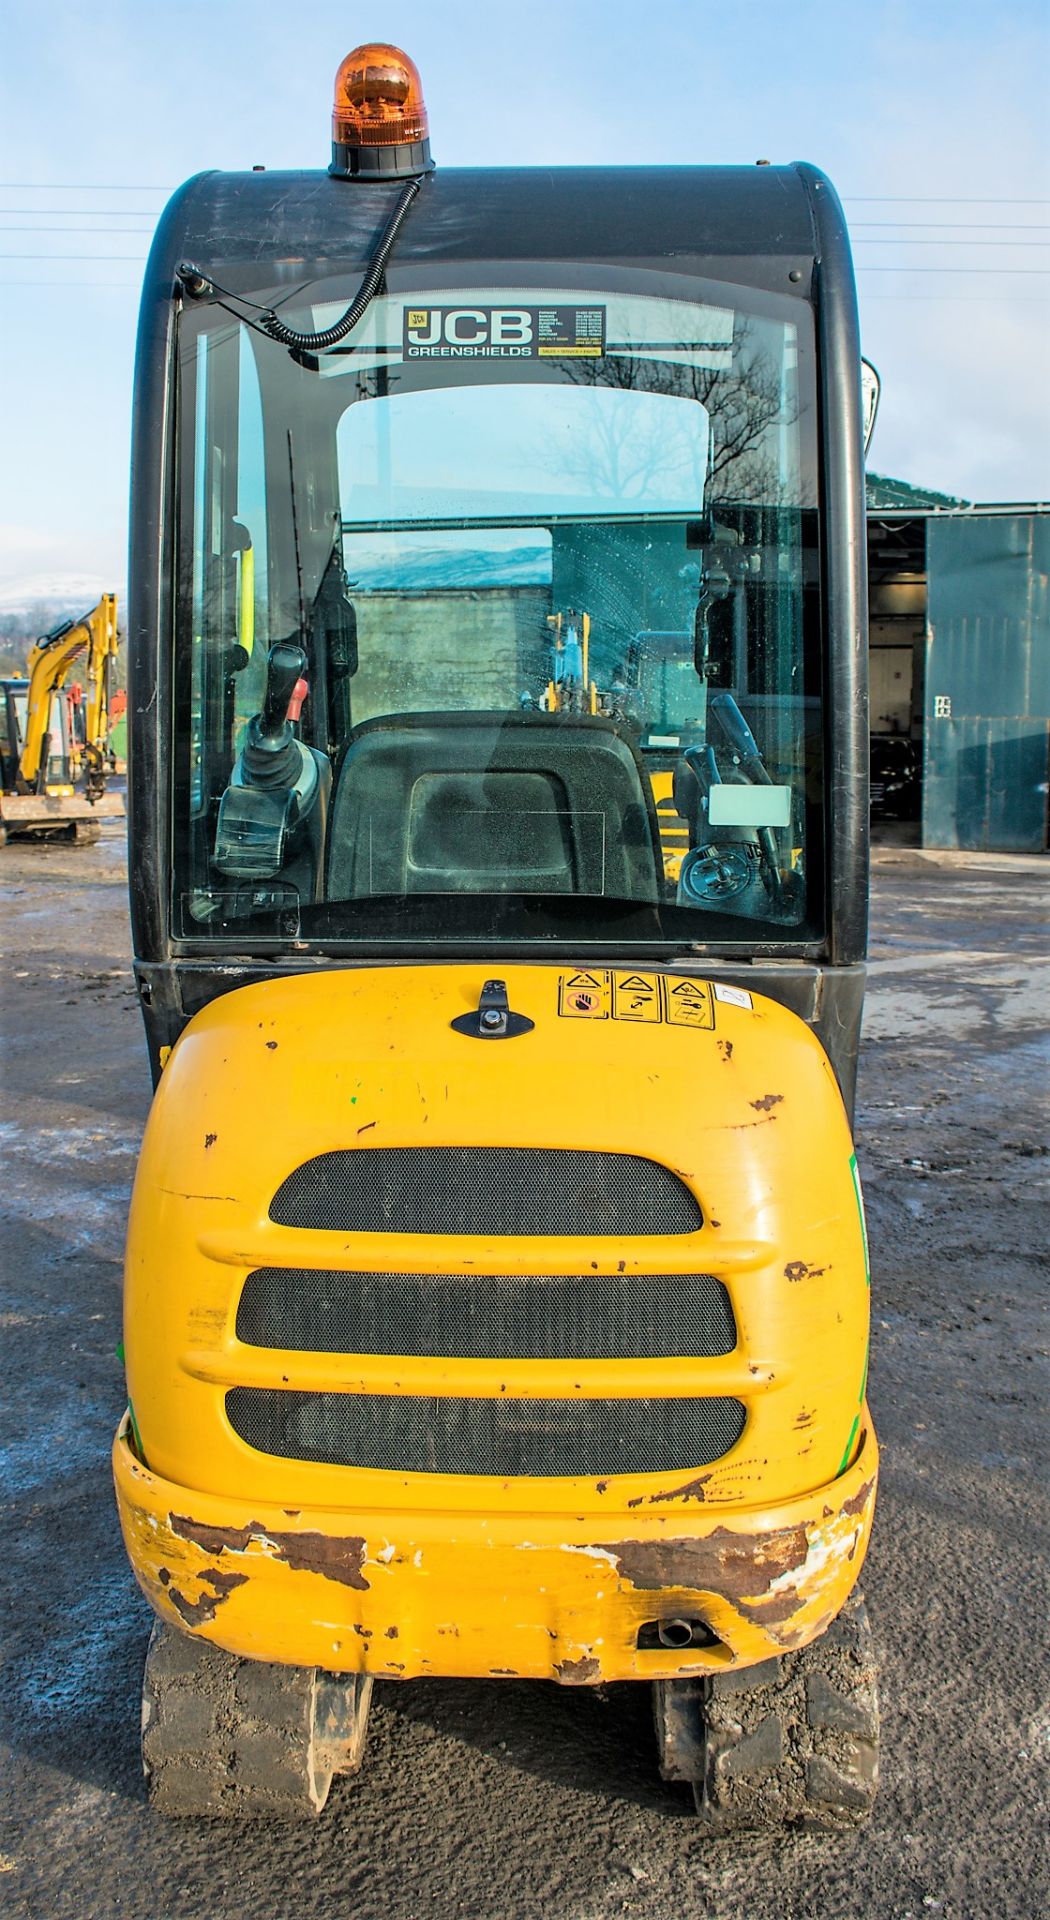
129;89;867;1103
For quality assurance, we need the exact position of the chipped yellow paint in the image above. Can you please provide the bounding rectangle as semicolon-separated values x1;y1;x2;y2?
117;961;876;1675
113;1412;877;1680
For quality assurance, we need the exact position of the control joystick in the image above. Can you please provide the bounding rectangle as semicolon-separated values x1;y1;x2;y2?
213;641;330;890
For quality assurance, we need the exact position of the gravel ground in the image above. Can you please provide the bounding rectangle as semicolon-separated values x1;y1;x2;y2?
0;825;1047;1920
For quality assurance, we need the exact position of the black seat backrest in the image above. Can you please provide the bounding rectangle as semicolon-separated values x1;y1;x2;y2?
325;710;661;902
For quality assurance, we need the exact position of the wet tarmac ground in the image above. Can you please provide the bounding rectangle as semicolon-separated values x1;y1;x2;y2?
0;824;1047;1919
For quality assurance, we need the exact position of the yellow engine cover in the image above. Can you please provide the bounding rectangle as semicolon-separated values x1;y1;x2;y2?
116;962;875;1682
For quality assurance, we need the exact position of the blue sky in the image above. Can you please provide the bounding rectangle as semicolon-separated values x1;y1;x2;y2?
1;0;1047;604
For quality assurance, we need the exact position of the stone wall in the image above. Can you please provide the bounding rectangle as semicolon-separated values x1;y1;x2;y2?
351;587;551;723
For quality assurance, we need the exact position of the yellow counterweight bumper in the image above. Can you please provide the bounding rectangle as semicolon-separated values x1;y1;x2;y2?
113;1412;877;1684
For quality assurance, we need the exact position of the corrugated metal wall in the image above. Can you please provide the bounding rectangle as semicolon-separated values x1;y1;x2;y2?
923;513;1050;851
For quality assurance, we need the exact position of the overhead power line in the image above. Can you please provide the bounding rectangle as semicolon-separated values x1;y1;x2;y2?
0;225;155;234
843;196;1050;204
861;293;1050;301
6;219;1049;244
0;207;159;216
6;212;1048;242
853;220;1050;230
0;181;172;191
853;240;1050;247
6;225;1035;249
2;182;1050;203
0;252;148;259
857;266;1050;274
4;253;1047;273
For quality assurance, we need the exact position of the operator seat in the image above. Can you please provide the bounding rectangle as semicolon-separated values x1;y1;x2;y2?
325;709;661;902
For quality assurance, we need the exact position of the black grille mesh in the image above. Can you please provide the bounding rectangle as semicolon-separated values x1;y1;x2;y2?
236;1268;735;1359
224;1389;746;1477
269;1147;702;1236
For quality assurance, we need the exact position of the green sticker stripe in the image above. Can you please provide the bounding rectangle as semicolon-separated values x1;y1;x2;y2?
849;1152;870;1285
127;1399;147;1466
836;1414;861;1477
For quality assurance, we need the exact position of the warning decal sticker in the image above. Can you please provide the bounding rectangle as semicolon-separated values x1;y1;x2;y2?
611;973;662;1023
557;972;716;1029
558;970;610;1018
663;979;715;1030
404;305;606;360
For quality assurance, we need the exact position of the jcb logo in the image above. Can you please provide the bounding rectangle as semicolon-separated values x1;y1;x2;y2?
404;306;534;355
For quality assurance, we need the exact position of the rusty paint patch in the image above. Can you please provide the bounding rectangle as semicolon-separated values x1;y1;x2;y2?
169;1514;370;1591
265;1040;278;1051
750;1093;784;1112
717;1040;734;1062
555;1655;600;1685
594;1524;810;1632
271;1532;371;1589
169;1516;258;1555
591;1493;875;1645
385;1625;399;1639
647;1473;713;1506
166;1567;248;1627
784;1260;827;1283
204;1132;217;1149
490;1667;518;1676
793;1409;816;1430
839;1476;876;1522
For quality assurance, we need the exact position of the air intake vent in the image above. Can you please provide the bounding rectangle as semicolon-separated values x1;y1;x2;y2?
225;1389;746;1478
269;1147;702;1236
236;1268;735;1359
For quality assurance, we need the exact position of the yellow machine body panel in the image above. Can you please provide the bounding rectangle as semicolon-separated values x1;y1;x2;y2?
116;962;876;1683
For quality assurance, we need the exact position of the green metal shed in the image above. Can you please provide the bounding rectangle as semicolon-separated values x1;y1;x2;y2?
866;483;1049;853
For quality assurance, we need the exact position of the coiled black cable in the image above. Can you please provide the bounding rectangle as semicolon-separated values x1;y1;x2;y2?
258;175;424;352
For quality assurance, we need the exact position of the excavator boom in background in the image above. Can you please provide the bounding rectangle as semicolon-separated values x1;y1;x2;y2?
0;593;125;844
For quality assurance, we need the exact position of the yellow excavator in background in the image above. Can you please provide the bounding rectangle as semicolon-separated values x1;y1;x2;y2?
0;593;125;844
532;613;694;882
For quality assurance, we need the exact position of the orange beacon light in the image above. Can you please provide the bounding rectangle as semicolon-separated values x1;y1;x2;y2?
330;44;433;178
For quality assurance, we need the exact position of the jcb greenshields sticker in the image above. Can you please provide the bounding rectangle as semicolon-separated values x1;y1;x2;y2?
404;305;606;358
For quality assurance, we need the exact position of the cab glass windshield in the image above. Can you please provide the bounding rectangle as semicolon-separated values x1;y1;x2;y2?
174;271;821;949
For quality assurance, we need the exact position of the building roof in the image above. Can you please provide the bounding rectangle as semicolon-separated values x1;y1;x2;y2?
866;472;970;512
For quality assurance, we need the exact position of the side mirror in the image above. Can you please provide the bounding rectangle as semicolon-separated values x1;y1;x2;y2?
861;359;881;453
693;561;734;680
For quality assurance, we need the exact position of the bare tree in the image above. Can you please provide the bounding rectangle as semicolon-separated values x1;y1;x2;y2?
558;316;800;508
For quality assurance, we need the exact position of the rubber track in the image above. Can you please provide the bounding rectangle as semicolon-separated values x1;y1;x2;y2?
695;1592;880;1831
653;1591;879;1832
141;1623;371;1819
